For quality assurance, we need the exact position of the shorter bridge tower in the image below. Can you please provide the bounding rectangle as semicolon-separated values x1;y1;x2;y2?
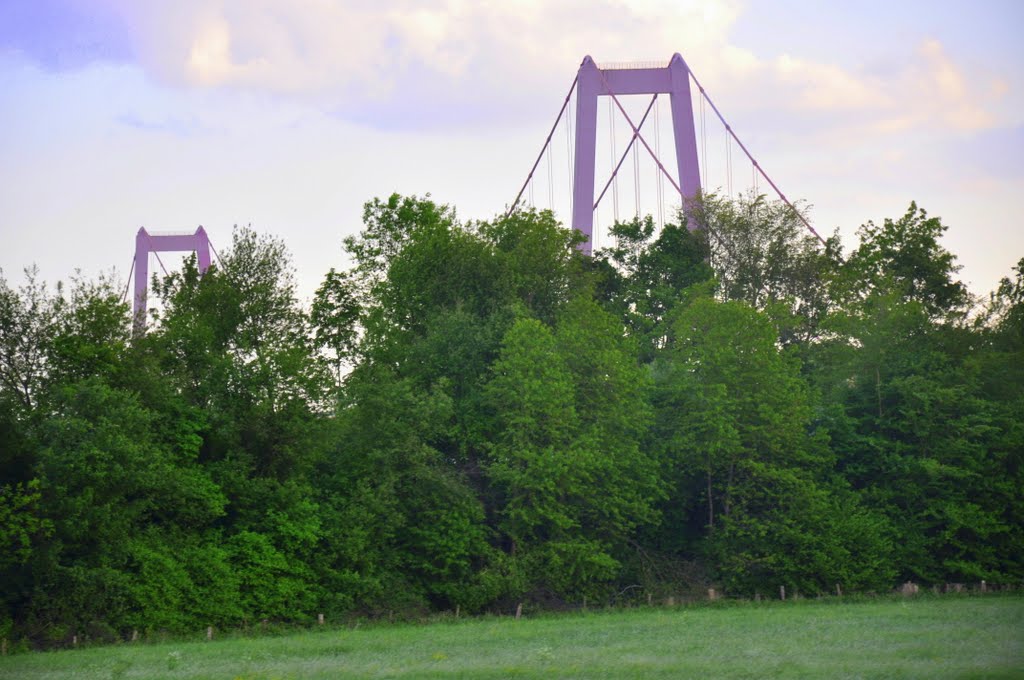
133;226;212;332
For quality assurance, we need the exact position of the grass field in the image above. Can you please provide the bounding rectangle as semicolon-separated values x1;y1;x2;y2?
1;595;1021;679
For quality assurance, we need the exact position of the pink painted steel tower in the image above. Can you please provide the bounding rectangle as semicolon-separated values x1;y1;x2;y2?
572;54;702;255
133;226;211;332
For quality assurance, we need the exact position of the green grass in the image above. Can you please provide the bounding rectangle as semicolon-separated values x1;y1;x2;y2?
2;596;1022;679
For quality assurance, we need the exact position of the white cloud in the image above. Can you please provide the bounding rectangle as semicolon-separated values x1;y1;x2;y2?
3;0;1023;306
912;39;996;131
772;53;885;112
79;0;753;125
67;0;1010;143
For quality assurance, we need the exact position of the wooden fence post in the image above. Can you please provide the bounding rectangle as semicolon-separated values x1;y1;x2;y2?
835;584;842;597
900;581;919;596
206;626;213;641
318;613;324;626
515;603;522;620
779;586;786;601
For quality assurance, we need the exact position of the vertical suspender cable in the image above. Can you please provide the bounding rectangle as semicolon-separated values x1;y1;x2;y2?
566;90;574;220
654;97;664;228
144;234;170;277
689;69;827;245
606;96;614;223
700;90;708;195
595;95;658;219
726;134;733;198
547;139;554;210
633;134;640;218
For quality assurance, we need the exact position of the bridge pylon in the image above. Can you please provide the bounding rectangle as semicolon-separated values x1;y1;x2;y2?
572;53;701;255
133;226;212;333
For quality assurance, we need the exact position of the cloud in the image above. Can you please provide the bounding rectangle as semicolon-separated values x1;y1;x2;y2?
0;0;131;69
2;0;748;127
1;0;1014;138
116;113;210;137
772;54;885;112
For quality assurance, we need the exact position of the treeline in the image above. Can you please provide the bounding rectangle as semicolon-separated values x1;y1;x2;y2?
1;194;1021;645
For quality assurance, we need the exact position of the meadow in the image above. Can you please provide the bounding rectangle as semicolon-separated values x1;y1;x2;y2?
1;595;1021;679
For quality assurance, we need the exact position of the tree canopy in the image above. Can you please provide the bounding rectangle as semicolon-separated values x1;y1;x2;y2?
1;194;1020;646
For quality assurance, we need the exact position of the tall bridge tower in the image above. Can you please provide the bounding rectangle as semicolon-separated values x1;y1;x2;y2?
572;54;701;255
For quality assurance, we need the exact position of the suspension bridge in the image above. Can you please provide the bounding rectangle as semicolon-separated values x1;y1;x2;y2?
126;52;825;331
506;53;825;254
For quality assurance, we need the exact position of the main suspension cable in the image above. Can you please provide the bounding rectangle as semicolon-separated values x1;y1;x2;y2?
120;254;136;304
688;69;827;246
507;75;579;218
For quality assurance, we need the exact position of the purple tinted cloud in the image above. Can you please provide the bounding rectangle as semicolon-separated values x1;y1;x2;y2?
956;125;1024;179
0;0;132;70
116;113;210;137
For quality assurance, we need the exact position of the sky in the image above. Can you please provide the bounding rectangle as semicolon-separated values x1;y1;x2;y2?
1;0;1022;304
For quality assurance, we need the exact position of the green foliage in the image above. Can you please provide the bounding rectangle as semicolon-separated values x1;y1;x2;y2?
479;298;660;599
0;480;50;570
838;202;970;319
226;530;317;621
597;214;712;360
0;195;1020;646
808;207;1022;584
694;192;839;344
653;295;893;592
311;268;360;384
0;266;65;410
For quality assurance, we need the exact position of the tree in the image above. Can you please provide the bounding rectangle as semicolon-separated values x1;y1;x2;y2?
311;268;360;385
597;214;712;361
808;208;1020;583
0;267;64;411
482;303;660;599
27;378;228;635
653;294;893;593
145;228;334;622
694;192;839;345
838;202;970;320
